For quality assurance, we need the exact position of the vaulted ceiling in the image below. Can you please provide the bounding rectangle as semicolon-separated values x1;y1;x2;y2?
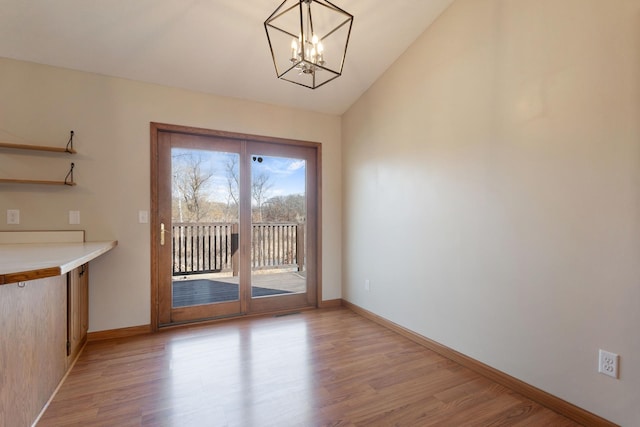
0;0;454;115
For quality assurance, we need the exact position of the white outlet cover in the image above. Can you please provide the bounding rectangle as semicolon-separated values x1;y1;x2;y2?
69;210;80;225
138;210;149;224
598;349;619;379
7;209;20;225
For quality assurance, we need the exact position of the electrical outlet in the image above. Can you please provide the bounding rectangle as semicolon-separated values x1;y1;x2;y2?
598;349;619;379
69;210;80;225
364;279;370;292
7;209;20;225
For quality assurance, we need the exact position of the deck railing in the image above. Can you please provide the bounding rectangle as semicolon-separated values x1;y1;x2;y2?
172;222;304;276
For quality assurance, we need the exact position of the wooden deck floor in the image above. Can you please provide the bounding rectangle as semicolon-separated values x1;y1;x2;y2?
38;308;581;426
172;271;307;307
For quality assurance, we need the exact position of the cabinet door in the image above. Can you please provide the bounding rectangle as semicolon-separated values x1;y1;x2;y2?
79;263;89;336
67;263;88;364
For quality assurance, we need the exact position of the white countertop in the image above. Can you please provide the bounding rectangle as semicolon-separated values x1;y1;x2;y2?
0;241;117;284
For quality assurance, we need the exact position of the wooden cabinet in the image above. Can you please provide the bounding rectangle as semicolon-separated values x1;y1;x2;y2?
67;263;89;364
0;265;90;426
0;238;115;426
0;276;68;427
0;267;90;426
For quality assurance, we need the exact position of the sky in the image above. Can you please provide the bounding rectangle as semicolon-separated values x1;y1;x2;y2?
172;148;306;204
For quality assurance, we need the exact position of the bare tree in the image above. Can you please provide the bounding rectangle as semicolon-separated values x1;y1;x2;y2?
225;156;240;221
173;153;214;222
263;194;305;222
224;157;273;222
252;171;273;222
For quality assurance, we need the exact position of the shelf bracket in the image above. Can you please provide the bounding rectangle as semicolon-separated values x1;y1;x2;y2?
65;130;75;153
64;162;75;186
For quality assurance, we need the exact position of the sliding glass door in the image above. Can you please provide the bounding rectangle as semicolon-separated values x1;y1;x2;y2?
153;126;318;326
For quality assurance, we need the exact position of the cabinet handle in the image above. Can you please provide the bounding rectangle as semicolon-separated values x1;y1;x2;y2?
160;223;165;246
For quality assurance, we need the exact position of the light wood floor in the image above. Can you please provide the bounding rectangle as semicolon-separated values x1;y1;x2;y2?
38;308;581;426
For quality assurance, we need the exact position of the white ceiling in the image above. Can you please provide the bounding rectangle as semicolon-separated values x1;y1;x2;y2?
0;0;454;115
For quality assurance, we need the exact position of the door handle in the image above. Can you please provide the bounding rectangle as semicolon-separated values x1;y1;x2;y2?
160;223;165;246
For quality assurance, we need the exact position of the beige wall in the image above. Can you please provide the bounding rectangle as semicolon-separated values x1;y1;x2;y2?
342;0;639;424
0;58;342;331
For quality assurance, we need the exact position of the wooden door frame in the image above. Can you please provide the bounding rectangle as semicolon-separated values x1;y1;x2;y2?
150;122;322;331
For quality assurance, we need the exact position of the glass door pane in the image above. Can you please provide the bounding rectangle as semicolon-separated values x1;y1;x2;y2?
170;146;241;318
250;154;307;300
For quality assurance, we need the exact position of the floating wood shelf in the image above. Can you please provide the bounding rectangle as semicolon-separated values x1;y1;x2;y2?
0;178;76;186
0;130;76;153
0;142;76;154
0;162;76;186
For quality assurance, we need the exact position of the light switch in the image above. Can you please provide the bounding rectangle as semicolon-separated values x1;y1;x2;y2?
7;209;20;225
69;210;80;225
138;210;149;224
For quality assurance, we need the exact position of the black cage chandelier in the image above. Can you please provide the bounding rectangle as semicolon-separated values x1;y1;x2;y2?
264;0;354;89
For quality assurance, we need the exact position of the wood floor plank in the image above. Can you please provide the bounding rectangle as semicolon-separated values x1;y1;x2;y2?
38;308;582;426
